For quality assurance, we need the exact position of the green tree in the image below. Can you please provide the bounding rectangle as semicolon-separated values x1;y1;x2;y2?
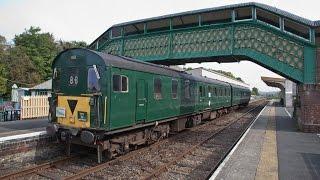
214;70;236;79
252;87;259;96
235;77;244;83
206;68;245;83
0;35;6;55
0;35;8;95
0;28;88;96
0;61;7;95
56;40;87;51
14;26;57;80
6;47;41;88
183;67;193;71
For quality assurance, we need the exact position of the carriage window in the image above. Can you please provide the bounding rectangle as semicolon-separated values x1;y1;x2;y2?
199;86;203;97
202;86;206;97
154;78;162;99
172;79;178;99
199;85;206;97
121;76;128;92
184;80;191;99
88;68;100;92
113;75;128;92
208;86;212;97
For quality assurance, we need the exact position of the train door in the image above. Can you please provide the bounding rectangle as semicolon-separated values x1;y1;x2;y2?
136;79;147;123
198;85;205;111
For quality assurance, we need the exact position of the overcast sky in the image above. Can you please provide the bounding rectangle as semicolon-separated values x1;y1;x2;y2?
1;0;319;92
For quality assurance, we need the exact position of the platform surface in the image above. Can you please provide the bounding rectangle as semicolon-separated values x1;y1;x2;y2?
0;118;48;137
211;101;320;180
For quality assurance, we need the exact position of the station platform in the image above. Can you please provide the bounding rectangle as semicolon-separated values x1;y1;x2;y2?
0;118;48;138
211;101;320;180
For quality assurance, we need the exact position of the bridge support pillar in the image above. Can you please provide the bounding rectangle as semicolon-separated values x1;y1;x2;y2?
284;80;296;107
295;84;320;132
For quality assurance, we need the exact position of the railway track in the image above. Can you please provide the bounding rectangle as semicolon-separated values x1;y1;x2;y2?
0;154;99;180
150;102;266;180
0;156;75;179
0;100;266;180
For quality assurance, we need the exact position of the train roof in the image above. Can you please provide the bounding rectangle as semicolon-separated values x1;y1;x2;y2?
230;83;251;91
54;48;250;89
94;50;231;86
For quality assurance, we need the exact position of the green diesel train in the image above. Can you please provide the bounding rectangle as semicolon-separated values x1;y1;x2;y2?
48;48;250;162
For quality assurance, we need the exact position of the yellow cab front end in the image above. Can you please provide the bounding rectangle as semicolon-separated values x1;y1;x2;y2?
56;95;91;129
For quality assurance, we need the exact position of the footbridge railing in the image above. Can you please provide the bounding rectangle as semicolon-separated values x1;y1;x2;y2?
89;2;319;84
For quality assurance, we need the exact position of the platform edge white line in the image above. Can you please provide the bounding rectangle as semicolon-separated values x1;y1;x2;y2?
0;131;47;143
209;104;268;180
284;108;292;118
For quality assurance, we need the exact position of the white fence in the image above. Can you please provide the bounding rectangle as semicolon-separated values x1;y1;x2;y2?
20;95;49;120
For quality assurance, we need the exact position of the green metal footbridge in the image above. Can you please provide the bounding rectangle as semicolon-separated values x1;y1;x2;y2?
89;2;319;84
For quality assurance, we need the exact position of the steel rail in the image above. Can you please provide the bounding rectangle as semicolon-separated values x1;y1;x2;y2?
62;130;173;180
142;101;266;180
63;100;265;180
0;156;77;180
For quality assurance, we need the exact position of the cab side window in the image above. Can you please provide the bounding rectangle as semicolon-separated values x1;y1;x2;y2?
88;68;100;92
53;67;61;92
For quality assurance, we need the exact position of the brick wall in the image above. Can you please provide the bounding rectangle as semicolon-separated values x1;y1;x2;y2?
296;84;320;132
317;48;320;84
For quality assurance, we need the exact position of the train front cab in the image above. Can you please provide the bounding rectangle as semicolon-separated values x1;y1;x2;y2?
48;49;109;157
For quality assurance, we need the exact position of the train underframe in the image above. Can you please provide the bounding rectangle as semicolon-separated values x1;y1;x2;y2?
48;104;246;163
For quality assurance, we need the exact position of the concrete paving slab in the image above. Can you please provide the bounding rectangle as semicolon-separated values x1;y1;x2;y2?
276;106;320;180
211;102;320;180
212;105;270;180
0;118;48;137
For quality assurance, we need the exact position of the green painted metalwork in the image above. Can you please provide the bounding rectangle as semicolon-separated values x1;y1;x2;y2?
98;21;316;83
91;2;318;84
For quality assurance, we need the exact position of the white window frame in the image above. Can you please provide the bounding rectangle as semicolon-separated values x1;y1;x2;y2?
112;74;129;93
